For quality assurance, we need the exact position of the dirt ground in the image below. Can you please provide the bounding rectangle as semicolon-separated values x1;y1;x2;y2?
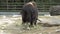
0;15;60;34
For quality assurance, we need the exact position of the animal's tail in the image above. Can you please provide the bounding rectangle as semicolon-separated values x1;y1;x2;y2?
36;18;41;22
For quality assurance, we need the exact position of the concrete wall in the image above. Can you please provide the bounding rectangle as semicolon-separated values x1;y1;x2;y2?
0;12;50;16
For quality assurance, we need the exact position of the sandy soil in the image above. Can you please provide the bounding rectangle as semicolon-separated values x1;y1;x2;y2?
0;15;60;34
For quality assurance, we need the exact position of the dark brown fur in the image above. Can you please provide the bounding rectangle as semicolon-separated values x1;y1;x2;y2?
21;1;38;26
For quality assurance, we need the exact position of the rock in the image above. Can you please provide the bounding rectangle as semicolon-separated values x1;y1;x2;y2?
38;16;60;26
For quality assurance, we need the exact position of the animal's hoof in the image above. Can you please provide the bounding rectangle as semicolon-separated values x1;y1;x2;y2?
29;25;34;27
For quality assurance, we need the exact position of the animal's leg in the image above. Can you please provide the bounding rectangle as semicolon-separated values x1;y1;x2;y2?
29;19;34;27
34;20;37;25
22;21;25;24
22;17;26;24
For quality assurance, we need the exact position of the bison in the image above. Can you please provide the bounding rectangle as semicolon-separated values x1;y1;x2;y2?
21;1;38;27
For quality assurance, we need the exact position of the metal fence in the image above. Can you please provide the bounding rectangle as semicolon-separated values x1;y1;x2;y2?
0;0;24;12
0;0;60;15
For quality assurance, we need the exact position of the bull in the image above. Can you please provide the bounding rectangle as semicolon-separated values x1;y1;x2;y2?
21;1;38;27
